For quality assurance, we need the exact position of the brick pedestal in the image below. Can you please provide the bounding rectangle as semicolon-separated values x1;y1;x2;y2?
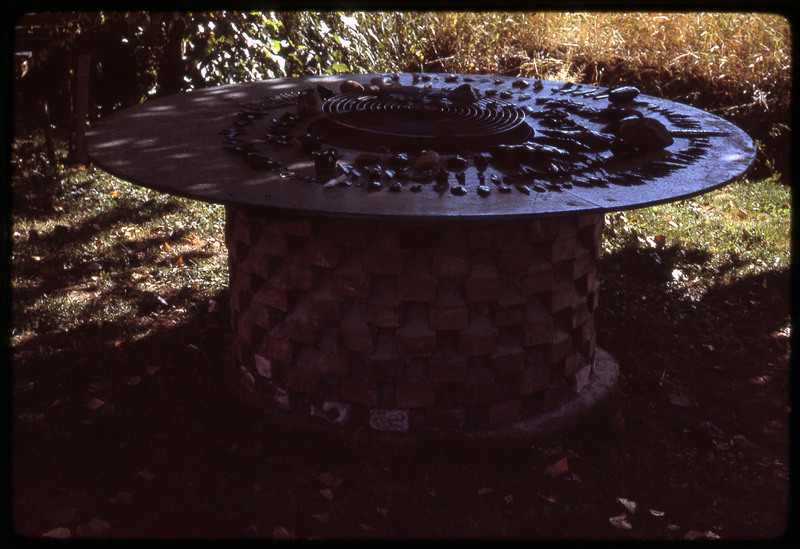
226;205;604;434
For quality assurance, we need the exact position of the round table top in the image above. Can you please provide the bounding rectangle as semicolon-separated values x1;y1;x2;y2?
86;73;755;220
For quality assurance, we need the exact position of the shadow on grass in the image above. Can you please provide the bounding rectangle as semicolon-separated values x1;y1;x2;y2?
11;251;791;539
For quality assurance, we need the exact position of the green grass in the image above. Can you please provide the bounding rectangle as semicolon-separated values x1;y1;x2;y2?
10;133;227;346
602;175;791;289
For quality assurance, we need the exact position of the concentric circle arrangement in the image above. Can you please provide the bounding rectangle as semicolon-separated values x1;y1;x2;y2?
314;93;531;150
85;73;756;219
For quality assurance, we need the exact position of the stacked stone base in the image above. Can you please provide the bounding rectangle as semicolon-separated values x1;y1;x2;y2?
225;206;604;435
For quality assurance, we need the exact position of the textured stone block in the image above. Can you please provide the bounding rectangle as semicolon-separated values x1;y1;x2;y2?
340;305;376;355
325;219;374;248
464;252;502;302
285;251;314;291
237;320;264;346
365;330;402;374
275;218;312;238
458;312;498;356
332;252;374;299
310;400;352;425
548;237;577;264
254;354;273;378
458;367;498;405
369;409;409;432
468;224;503;250
497;237;534;274
563;350;586;378
572;244;592;279
424;406;465;429
240;286;276;329
517;298;553;347
313;328;349;377
397;302;437;357
265;322;295;364
429;281;470;331
285;297;319;344
489;334;525;376
396;384;436;408
255;228;289;257
362;231;406;275
432;251;471;277
364;277;403;328
427;335;467;384
305;277;344;321
340;379;379;406
548;279;577;313
262;264;291;312
569;361;593;394
550;328;572;364
306;238;343;269
398;249;437;302
285;348;321;396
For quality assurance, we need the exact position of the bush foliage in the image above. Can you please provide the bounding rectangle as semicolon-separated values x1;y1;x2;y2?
13;11;791;177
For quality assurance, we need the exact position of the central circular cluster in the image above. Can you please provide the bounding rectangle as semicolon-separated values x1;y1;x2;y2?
313;93;532;152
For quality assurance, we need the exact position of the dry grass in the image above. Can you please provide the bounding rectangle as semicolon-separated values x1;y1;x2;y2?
345;11;790;176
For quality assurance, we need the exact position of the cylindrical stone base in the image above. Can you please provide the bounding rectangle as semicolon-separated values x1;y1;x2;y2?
225;205;604;435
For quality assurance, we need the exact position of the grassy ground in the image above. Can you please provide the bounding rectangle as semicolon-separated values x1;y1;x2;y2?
10;10;792;541
10;132;791;540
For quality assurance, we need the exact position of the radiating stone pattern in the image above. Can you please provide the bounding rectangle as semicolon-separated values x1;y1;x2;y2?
226;206;603;434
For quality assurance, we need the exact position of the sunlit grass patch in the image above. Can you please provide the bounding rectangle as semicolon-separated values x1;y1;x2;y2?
11;145;228;346
601;175;791;292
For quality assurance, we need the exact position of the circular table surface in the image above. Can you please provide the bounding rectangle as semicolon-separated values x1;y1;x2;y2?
86;73;755;220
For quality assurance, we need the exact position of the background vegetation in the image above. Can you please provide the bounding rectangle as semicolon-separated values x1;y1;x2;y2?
11;11;792;540
13;11;791;176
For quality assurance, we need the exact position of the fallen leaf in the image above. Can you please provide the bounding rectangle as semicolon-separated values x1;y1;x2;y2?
668;390;699;409
319;488;334;501
163;241;171;251
609;513;633;530
358;523;375;532
685;530;720;540
544;457;570;477
87;398;105;410
478;487;494;495
316;472;342;488
312;512;330;524
736;209;748;219
42;527;71;539
617;497;637;514
88;518;110;536
137;471;156;481
175;256;184;267
272;526;291;539
654;234;666;248
126;376;142;386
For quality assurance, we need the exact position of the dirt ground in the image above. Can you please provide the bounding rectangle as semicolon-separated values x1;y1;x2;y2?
10;247;792;540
